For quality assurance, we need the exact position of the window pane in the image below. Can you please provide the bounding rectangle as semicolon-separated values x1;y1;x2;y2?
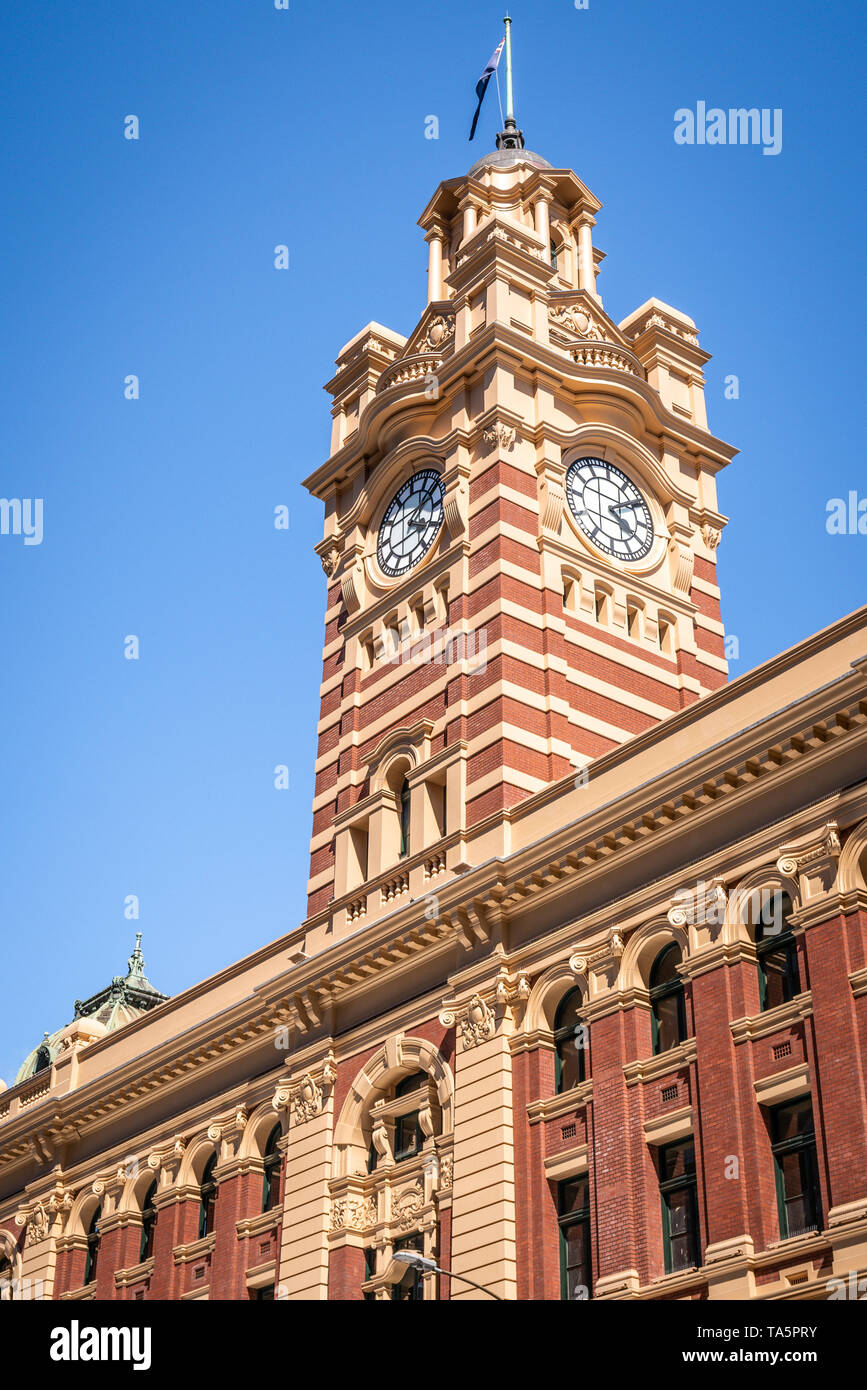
772;1101;813;1144
394;1112;422;1160
665;1190;696;1271
557;1036;585;1090
651;945;681;988
559;1178;589;1215
661;1143;695;1182
563;1222;590;1298
654;994;683;1052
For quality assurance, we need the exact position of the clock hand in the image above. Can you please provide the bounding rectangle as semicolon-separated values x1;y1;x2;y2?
606;503;636;537
608;501;638;514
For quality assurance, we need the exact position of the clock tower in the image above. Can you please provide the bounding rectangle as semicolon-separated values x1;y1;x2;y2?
303;122;734;942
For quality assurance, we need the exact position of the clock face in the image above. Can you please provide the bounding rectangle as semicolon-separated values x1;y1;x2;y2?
376;469;445;578
565;457;654;562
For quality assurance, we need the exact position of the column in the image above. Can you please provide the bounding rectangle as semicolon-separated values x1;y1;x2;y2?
534;191;551;262
425;225;444;304
449;994;517;1300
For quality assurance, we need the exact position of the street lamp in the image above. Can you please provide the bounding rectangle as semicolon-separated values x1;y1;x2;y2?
390;1249;504;1300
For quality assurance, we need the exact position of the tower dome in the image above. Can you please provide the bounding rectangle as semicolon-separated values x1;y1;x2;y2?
14;934;168;1085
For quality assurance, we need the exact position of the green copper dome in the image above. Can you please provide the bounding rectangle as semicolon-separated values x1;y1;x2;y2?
14;934;168;1085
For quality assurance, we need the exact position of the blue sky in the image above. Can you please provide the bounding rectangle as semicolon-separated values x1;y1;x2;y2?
1;0;865;1085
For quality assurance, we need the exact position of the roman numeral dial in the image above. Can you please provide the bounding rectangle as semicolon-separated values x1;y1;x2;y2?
566;457;654;562
376;469;445;578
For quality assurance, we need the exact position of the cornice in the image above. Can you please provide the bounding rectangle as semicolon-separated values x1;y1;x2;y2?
730;993;813;1044
623;1038;697;1087
236;1209;282;1241
114;1257;154;1289
172;1231;216;1266
527;1082;593;1125
303;316;737;498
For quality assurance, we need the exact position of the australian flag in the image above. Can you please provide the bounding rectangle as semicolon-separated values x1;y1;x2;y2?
469;39;505;141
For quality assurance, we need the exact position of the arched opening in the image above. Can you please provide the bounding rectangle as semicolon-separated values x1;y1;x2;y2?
84;1205;102;1286
753;891;800;1011
398;778;411;858
139;1180;158;1263
198;1154;218;1239
649;944;686;1055
262;1124;283;1213
553;988;588;1092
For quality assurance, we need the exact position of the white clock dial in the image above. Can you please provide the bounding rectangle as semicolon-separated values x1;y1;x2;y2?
377;469;445;578
566;457;654;562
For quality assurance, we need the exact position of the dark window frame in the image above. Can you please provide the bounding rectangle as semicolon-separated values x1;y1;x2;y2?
198;1154;219;1240
84;1205;102;1286
262;1124;283;1213
557;1177;592;1300
650;944;687;1055
755;894;800;1011
139;1180;158;1263
553;988;588;1093
770;1097;822;1239
658;1141;700;1274
399;779;411;858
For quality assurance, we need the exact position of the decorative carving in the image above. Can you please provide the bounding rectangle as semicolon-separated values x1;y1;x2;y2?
394;1182;425;1232
423;314;455;352
439;1155;453;1190
319;543;341;577
777;823;841;879
701;524;722;551
494;966;531;1007
668;878;728;928
482;423;518;452
294;1074;323;1124
207;1124;222;1144
777;822;841;900
549;301;605;340
330;1195;377;1232
569;928;625;976
272;1051;337;1124
461;994;496;1048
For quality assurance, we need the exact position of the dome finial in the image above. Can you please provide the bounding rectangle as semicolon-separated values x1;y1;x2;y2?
127;932;145;978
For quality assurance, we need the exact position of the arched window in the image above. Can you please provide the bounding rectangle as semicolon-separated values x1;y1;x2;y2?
139;1181;158;1263
366;1069;437;1173
84;1205;102;1285
0;1254;13;1301
554;989;588;1092
550;239;559;272
262;1125;282;1213
198;1154;218;1239
34;1040;51;1074
755;892;800;1011
399;778;411;858
650;944;686;1055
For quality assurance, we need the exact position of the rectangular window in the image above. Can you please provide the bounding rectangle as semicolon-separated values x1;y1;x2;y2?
771;1098;822;1239
659;1141;699;1274
558;1177;592;1300
393;1110;423;1162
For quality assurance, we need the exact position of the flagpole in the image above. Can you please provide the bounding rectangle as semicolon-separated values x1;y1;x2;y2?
503;14;515;126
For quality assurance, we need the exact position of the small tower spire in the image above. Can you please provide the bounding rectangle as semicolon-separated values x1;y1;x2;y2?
496;14;525;151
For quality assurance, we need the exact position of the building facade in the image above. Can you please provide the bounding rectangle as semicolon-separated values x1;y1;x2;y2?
2;126;867;1303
